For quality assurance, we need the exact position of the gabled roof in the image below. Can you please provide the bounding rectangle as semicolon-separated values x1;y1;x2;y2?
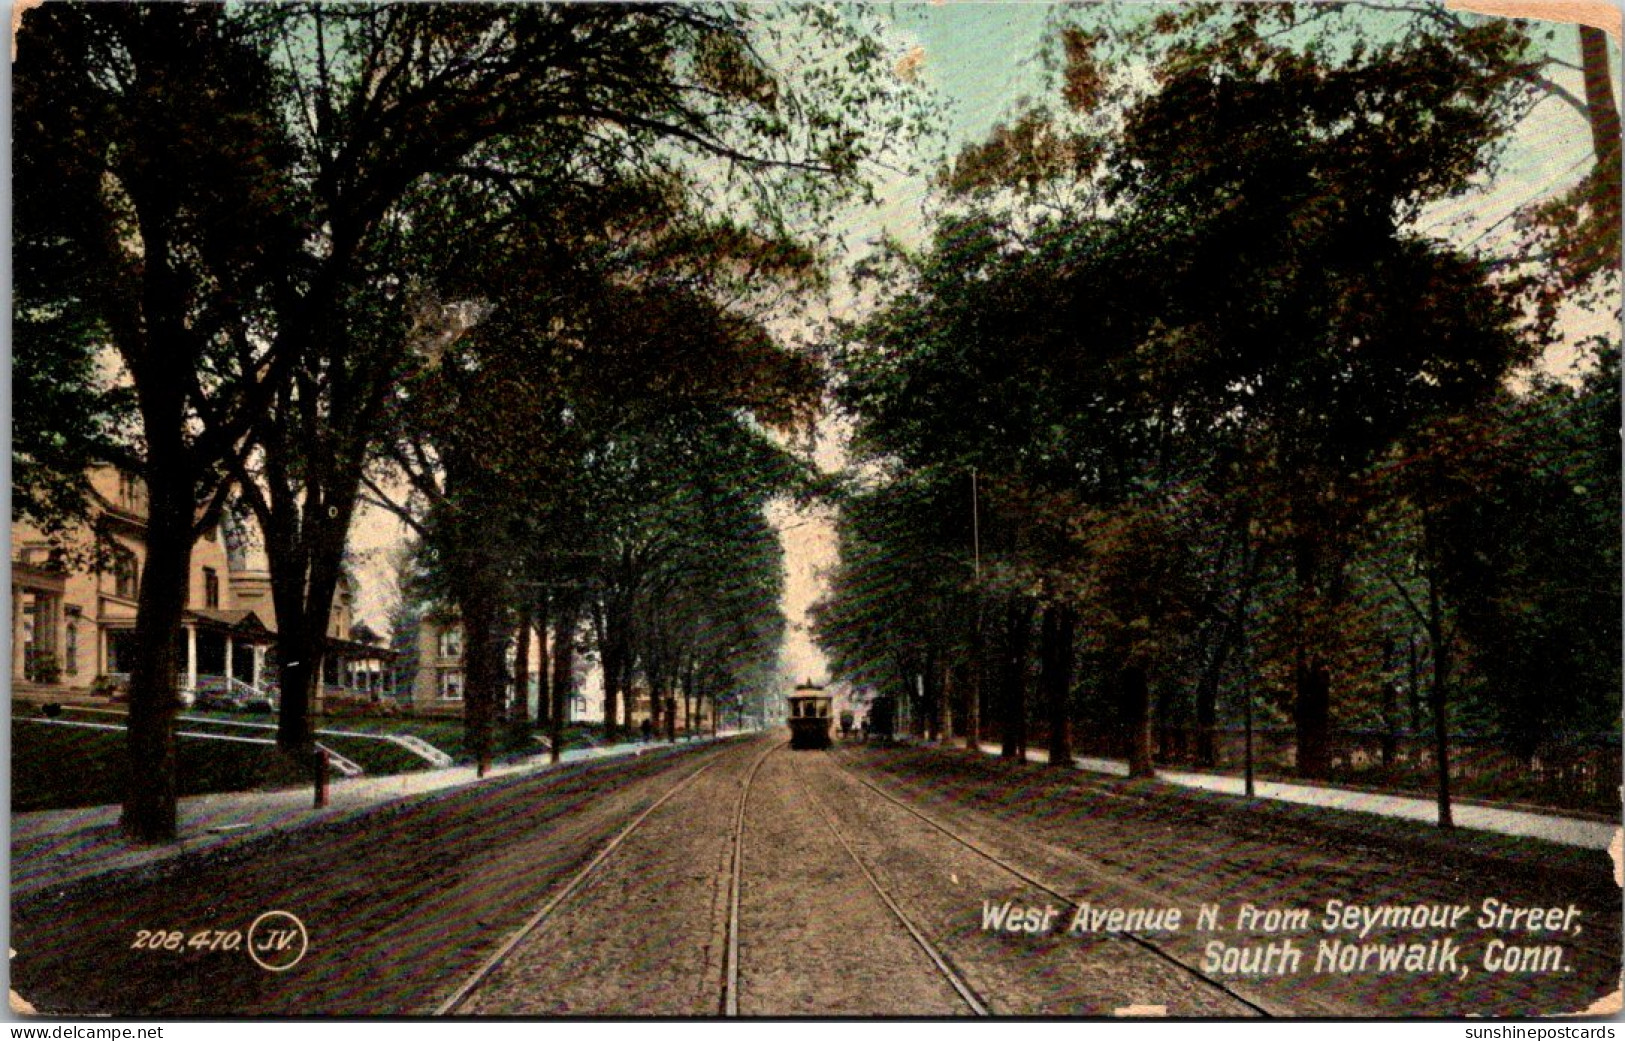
184;608;271;635
322;633;399;661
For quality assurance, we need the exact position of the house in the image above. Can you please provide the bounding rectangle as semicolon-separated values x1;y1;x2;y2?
10;466;392;707
409;617;468;716
406;615;604;722
341;622;395;697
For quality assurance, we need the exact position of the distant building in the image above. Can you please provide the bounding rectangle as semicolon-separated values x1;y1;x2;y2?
409;616;468;716
10;466;393;706
407;614;604;722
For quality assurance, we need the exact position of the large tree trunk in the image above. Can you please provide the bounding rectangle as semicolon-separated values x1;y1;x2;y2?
275;534;353;752
1291;531;1336;781
1039;603;1074;768
536;591;552;728
1295;659;1332;781
551;595;578;764
602;662;619;738
999;599;1034;760
964;598;983;751
647;651;665;739
601;671;618;740
511;599;532;729
121;453;193;842
1121;662;1154;778
1426;559;1454;830
261;425;369;756
598;597;634;737
274;627;321;753
1194;665;1220;768
1579;24;1622;278
621;658;636;734
597;606;619;741
920;654;940;741
458;551;507;776
680;661;691;736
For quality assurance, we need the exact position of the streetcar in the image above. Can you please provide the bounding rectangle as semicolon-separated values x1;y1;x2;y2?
786;681;833;750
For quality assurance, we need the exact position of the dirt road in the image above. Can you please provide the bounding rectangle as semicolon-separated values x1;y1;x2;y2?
11;736;1618;1017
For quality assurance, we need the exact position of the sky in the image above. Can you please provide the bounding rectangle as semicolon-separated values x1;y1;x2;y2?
769;4;1056;687
345;2;1620;694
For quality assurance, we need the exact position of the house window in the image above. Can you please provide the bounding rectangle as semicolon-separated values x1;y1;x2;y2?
109;544;139;600
438;626;463;658
117;471;146;513
64;621;78;676
107;629;138;674
203;567;220;609
439;670;464;701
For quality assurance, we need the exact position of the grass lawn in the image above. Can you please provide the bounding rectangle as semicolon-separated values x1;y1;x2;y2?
13;704;620;813
12;719;311;813
295;714;613;763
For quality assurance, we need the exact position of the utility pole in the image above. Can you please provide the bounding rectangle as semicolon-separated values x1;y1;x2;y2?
971;467;981;582
966;467;982;753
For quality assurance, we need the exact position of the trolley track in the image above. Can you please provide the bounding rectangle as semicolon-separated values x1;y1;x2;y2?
730;744;979;1015
823;748;1290;1017
828;743;1621;1018
798;768;990;1016
440;737;987;1016
436;738;1272;1017
722;741;778;1015
437;738;777;1016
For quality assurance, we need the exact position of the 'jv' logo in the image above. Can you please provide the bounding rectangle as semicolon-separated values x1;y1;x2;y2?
246;912;309;972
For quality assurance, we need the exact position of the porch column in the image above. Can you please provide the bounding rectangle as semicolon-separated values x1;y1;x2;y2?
224;637;235;689
45;594;65;661
251;645;264;691
11;588;25;681
185;624;198;691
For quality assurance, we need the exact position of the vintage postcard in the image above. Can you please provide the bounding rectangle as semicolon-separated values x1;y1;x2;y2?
9;0;1621;1024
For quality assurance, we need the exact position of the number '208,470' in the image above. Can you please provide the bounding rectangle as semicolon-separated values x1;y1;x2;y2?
130;929;242;952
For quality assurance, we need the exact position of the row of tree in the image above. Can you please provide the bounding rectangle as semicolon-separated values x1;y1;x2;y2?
813;6;1620;822
15;3;926;841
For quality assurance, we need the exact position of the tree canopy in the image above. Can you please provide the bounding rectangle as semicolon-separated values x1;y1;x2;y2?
816;4;1614;806
15;0;929;839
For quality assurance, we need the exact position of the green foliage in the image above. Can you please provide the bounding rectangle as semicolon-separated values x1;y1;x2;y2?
9;297;132;542
819;2;1605;777
12;94;137;539
812;471;977;697
368;120;829;748
14;2;301;510
16;1;935;825
1433;354;1622;750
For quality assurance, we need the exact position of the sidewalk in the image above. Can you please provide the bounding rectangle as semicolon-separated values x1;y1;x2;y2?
12;733;736;899
971;742;1618;852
